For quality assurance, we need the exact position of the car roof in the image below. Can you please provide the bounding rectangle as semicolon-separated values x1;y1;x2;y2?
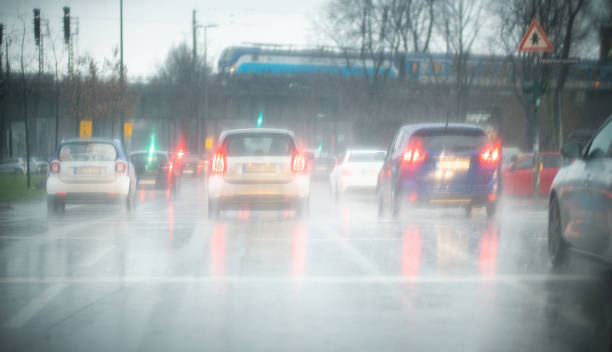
400;123;486;134
347;149;386;154
60;138;122;144
130;150;169;155
219;128;295;141
56;138;127;160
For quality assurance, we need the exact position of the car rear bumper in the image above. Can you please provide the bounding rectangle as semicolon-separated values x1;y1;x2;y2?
208;174;310;200
338;176;378;192
47;175;131;199
399;178;499;206
213;195;304;210
49;192;122;204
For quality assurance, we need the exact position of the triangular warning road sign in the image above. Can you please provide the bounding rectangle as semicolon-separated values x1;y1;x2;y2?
518;19;553;53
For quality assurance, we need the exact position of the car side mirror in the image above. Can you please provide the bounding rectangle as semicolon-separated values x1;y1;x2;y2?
561;142;583;160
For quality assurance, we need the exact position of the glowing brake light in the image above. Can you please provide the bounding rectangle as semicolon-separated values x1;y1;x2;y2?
480;145;500;164
177;150;185;159
402;148;426;164
291;152;306;173
210;151;226;175
50;161;60;174
116;160;127;174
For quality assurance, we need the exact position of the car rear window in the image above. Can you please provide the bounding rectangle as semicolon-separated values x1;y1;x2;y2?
348;152;386;162
541;155;561;168
59;143;117;161
412;128;488;151
131;153;169;171
225;133;295;157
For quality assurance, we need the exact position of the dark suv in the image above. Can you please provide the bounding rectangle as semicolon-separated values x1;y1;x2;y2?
377;123;501;218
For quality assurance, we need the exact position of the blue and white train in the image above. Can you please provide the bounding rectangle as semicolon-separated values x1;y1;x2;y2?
218;45;612;88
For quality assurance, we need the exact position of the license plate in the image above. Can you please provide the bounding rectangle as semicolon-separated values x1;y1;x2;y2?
139;179;155;185
244;163;276;173
75;167;101;175
183;169;193;174
437;158;470;170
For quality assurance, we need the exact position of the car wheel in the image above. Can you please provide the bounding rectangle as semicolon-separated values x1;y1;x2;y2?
486;202;497;218
390;187;401;219
295;197;310;218
47;196;58;214
333;182;341;201
464;205;473;217
377;189;385;218
208;200;220;219
548;198;567;267
121;188;135;213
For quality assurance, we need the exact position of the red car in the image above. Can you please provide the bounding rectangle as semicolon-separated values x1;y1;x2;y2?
502;152;562;196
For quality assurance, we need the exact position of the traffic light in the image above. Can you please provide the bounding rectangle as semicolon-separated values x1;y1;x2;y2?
148;134;156;159
63;7;70;45
33;9;40;46
0;24;3;48
257;112;263;128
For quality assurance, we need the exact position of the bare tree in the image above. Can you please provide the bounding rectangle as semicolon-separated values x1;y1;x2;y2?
390;0;436;77
494;0;592;150
436;0;485;122
17;18;32;188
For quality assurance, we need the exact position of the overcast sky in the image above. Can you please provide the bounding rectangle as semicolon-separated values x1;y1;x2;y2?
0;0;329;79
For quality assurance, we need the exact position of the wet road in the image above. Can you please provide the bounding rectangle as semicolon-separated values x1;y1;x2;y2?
1;178;611;351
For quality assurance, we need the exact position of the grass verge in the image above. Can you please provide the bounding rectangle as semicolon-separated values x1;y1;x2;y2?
0;173;47;203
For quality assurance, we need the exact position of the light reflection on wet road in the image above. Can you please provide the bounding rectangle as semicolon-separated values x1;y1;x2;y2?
0;179;610;351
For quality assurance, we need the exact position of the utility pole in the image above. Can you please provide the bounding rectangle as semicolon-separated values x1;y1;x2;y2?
193;10;199;155
201;24;217;156
192;10;197;63
119;0;125;144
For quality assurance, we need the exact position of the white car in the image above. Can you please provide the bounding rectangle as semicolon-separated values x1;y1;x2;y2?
207;128;310;218
46;139;136;213
330;149;386;199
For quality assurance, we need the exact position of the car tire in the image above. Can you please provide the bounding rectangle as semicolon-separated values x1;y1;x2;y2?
377;189;385;218
486;202;497;218
548;198;567;267
333;182;341;202
121;188;135;213
464;205;473;217
208;200;220;219
295;197;310;218
390;187;401;219
47;196;58;214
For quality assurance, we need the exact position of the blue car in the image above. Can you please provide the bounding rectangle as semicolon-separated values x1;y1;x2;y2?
377;123;501;218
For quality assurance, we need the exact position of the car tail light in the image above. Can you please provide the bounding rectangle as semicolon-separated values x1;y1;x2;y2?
291;152;306;173
50;161;60;174
480;144;500;164
116;160;127;174
402;148;426;164
341;167;352;176
210;151;226;175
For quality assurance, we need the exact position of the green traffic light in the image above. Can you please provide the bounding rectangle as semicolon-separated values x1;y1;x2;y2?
148;133;156;159
257;113;263;128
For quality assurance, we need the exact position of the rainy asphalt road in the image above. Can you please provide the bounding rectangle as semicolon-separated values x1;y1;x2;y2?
0;178;611;351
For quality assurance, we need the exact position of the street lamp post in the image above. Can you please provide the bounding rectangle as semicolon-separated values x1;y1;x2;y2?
198;24;217;156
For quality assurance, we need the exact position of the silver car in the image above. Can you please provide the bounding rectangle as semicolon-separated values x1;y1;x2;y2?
0;158;27;174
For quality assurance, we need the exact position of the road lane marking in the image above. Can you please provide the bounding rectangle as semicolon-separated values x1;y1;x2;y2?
0;274;593;285
2;283;68;329
78;247;113;268
316;223;384;276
